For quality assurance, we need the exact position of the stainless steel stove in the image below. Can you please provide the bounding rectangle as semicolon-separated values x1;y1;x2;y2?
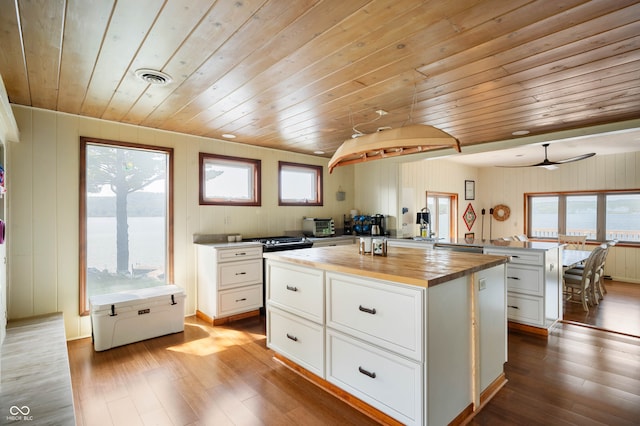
248;236;313;252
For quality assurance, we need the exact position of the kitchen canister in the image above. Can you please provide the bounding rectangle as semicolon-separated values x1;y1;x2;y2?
359;237;372;254
372;238;387;256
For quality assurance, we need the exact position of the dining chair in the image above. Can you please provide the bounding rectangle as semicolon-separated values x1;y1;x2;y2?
563;245;605;312
565;240;617;302
558;234;587;250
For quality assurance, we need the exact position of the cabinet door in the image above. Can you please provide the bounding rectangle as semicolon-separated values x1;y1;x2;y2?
507;293;544;326
218;284;262;316
217;246;262;261
267;261;324;323
326;329;422;426
218;259;262;288
484;248;543;266
506;264;543;296
267;306;324;377
326;272;424;361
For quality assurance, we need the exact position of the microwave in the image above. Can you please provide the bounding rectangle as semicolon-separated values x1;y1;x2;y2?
302;218;335;237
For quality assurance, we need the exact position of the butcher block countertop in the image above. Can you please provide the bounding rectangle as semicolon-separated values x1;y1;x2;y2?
263;244;507;288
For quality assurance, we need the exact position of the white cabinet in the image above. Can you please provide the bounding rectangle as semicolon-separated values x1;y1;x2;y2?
485;246;561;330
196;243;263;323
266;257;506;426
326;328;422;425
266;260;325;376
326;272;423;361
325;272;424;425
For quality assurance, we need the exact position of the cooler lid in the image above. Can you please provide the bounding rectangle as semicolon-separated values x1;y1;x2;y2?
89;284;185;311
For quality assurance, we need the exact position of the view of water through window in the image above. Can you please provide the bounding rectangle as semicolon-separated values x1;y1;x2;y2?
83;142;170;307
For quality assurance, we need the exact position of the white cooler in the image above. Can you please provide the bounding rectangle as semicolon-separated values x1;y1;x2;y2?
90;284;185;351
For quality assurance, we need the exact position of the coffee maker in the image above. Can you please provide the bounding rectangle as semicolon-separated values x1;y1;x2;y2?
371;214;385;236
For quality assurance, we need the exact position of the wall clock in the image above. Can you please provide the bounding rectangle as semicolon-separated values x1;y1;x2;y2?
463;203;476;231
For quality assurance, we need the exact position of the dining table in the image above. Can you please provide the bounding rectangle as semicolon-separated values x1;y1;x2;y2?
562;249;591;269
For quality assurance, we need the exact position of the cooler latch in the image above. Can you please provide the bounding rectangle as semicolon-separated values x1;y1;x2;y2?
171;294;177;305
109;304;117;316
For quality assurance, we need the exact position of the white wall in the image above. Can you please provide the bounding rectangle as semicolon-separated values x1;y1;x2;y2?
8;105;354;339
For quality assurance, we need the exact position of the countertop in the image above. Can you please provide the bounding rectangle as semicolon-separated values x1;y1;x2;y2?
390;237;562;251
263;244;508;288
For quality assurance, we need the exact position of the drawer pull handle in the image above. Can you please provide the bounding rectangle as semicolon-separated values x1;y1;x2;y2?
511;255;520;258
235;252;247;256
358;305;377;315
508;305;520;310
286;285;298;292
286;333;298;342
235;272;247;275
235;297;247;302
358;366;376;379
507;276;520;280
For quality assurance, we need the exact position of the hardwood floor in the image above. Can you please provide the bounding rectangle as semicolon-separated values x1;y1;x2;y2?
562;280;640;338
67;315;379;426
67;282;640;425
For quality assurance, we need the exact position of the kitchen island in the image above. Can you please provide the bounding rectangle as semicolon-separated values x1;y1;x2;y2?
390;238;564;335
264;245;508;425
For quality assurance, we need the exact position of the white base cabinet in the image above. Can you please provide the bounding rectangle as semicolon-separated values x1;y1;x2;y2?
326;328;422;425
196;243;263;322
266;258;507;426
484;245;561;330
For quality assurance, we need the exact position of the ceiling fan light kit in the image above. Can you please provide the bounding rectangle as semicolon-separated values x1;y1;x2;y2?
328;124;461;173
499;143;595;169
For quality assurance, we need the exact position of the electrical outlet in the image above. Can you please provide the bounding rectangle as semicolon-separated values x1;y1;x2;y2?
478;278;487;291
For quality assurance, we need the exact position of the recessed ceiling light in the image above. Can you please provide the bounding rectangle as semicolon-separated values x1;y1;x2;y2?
134;69;172;85
512;130;530;136
314;150;325;155
222;134;236;139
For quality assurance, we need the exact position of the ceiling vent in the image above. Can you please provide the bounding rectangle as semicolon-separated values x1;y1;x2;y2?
134;69;172;85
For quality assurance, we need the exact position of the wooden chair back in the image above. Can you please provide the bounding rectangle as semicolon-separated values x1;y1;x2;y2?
558;234;587;250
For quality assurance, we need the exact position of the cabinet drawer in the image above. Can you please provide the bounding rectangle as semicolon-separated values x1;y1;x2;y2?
507;293;544;326
218;285;262;316
267;261;324;323
219;259;262;288
326;330;422;426
485;249;543;266
326;272;424;361
217;246;262;262
267;306;324;377
506;264;543;296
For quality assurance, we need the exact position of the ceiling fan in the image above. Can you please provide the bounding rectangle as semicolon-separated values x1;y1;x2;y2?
500;143;595;170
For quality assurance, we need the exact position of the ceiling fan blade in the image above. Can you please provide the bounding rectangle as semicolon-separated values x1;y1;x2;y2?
497;144;595;168
554;152;596;164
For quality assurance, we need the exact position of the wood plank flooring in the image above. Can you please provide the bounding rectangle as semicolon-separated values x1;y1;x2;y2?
67;281;640;425
562;280;640;337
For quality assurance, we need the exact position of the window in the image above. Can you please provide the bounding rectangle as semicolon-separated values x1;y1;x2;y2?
80;138;173;316
526;190;640;244
606;193;640;242
426;191;458;239
529;196;559;238
199;153;261;206
278;162;323;206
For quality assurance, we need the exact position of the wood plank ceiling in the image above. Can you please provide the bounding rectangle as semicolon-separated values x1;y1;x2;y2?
0;0;638;158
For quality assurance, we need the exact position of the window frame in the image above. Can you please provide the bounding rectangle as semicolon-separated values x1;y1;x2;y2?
426;191;458;239
525;189;640;246
79;137;174;316
278;161;323;206
199;153;261;206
